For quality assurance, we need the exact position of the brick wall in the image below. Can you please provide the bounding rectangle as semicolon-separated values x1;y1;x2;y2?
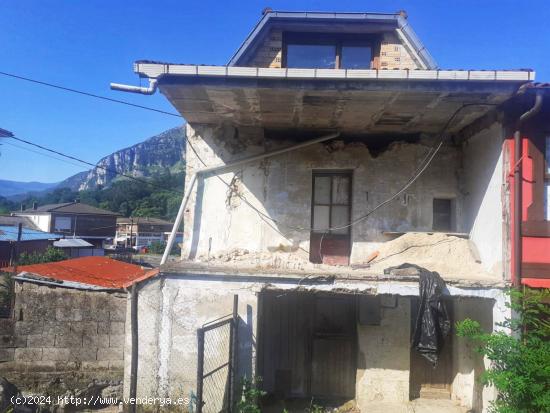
244;29;283;68
0;280;126;392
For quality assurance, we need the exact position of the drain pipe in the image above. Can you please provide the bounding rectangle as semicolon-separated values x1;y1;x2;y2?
161;132;340;264
110;79;158;95
513;89;544;287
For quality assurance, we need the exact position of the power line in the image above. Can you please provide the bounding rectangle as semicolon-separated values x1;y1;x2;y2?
0;71;182;118
7;134;186;196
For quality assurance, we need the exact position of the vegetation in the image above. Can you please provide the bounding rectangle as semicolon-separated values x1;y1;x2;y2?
237;377;266;413
0;171;184;221
456;288;550;413
146;240;180;256
18;246;67;265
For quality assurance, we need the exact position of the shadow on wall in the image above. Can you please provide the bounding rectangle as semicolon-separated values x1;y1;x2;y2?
237;304;255;381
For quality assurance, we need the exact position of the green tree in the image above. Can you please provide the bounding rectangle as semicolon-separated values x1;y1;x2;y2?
456;289;550;413
18;246;66;265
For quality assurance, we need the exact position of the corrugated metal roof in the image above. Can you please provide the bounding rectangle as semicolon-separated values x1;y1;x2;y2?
53;238;94;248
16;202;120;216
0;226;60;242
117;217;173;226
3;256;158;289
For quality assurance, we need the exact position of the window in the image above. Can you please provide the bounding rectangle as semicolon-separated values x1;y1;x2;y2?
286;44;336;69
545;136;550;220
284;33;376;69
433;198;455;232
54;216;72;231
311;172;352;235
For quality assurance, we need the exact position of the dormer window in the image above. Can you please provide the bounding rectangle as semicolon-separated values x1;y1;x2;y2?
283;33;377;69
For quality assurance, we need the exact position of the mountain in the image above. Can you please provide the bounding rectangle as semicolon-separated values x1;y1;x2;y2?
58;126;186;191
0;179;59;198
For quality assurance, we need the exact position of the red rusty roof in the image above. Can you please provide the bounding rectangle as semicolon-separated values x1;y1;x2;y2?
3;256;158;289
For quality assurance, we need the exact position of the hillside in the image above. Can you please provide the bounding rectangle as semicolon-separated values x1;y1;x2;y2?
0;179;58;198
58;126;186;191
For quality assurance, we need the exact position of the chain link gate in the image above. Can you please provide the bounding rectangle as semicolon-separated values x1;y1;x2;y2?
196;295;238;413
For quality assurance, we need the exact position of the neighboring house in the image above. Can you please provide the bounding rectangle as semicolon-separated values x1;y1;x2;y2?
0;257;157;400
13;201;119;248
115;217;176;247
0;226;59;268
114;10;550;413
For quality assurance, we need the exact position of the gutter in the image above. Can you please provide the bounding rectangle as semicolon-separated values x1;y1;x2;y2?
160;132;340;264
513;88;544;287
110;78;158;95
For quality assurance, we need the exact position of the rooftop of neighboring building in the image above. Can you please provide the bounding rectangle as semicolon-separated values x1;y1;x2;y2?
116;217;173;226
0;225;60;242
2;256;158;289
15;201;120;216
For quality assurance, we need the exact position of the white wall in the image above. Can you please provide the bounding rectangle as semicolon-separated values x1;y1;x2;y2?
461;123;504;275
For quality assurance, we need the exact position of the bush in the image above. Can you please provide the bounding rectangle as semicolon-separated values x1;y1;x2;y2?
456;288;550;413
18;246;66;265
147;241;180;256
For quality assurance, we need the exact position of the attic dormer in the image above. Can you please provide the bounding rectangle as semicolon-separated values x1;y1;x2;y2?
229;10;437;70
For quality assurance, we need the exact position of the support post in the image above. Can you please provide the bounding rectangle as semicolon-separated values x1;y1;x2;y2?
196;328;205;413
229;295;239;411
129;283;139;413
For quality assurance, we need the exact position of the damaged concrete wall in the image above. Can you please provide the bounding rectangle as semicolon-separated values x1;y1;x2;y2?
124;276;259;400
461;122;504;275
0;281;126;395
356;296;410;407
183;123;471;267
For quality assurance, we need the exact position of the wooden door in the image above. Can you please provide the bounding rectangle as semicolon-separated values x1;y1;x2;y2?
409;298;453;400
310;295;356;399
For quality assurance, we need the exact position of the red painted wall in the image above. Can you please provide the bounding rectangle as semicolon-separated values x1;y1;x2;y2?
507;137;550;288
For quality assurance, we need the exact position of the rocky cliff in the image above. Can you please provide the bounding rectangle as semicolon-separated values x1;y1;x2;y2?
59;127;185;191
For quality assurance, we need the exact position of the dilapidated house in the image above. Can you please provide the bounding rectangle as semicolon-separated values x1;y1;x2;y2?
113;10;550;412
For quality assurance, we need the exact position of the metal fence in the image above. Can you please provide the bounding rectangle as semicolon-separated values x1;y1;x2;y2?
196;295;238;413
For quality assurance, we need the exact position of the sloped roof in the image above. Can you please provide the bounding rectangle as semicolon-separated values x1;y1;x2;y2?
117;217;173;226
17;202;119;216
53;238;94;248
0;226;60;242
228;10;437;69
4;256;157;289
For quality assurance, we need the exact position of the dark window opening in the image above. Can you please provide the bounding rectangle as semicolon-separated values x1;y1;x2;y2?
311;172;352;235
433;198;455;232
283;33;378;69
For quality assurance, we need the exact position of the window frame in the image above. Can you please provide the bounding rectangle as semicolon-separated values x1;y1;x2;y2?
311;170;353;235
282;32;380;70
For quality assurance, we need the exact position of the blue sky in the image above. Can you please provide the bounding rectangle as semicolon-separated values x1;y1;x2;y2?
1;0;549;183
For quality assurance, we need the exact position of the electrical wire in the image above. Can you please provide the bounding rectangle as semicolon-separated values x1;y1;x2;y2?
0;71;182;118
7;134;186;196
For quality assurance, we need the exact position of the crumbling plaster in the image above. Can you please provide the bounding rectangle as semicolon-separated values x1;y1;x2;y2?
124;273;508;411
182;122;504;276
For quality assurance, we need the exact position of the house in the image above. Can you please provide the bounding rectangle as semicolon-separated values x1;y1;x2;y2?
13;201;119;249
113;10;550;412
0;225;59;268
115;216;177;248
0;256;157;401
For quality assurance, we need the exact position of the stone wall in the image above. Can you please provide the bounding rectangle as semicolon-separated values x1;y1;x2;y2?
0;280;126;394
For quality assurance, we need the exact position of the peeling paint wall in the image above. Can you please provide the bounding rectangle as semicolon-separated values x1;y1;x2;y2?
183;123;503;276
125;274;507;412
